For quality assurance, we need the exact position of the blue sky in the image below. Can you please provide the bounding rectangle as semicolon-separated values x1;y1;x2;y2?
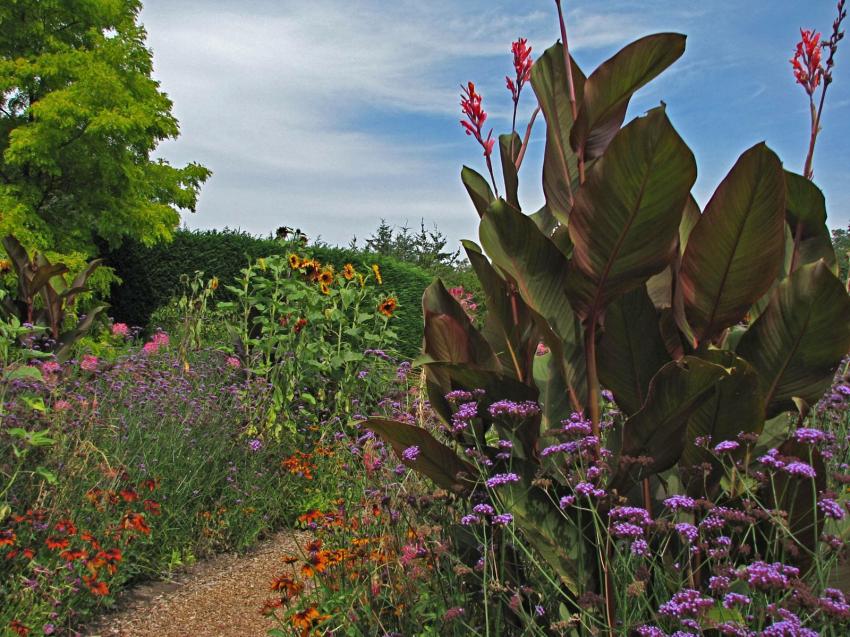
140;0;850;250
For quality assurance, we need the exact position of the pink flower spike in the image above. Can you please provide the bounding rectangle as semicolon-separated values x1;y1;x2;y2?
460;82;494;158
507;38;533;103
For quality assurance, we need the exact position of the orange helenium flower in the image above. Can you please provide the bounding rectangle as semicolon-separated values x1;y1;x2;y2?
378;297;397;318
342;263;355;280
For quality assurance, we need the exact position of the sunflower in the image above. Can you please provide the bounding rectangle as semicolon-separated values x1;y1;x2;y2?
288;253;301;269
371;263;383;285
378;297;397;318
342;263;355;280
0;259;11;274
318;268;334;286
320;282;330;295
302;259;321;280
209;276;219;291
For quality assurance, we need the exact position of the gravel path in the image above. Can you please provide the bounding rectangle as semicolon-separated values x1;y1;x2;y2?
85;530;311;637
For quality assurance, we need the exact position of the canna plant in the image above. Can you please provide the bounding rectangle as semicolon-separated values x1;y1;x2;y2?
0;235;107;361
362;1;850;624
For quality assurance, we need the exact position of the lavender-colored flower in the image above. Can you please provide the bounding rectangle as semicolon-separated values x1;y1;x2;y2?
473;503;495;516
658;589;713;618
739;561;799;591
357;369;369;379
664;495;695;511
534;605;545;616
713;440;740;453
559;495;576;509
612;522;644;539
540;441;576;457
794;427;828;444
574;481;595;496
819;588;850;618
452;401;479;432
818;497;845;519
609;506;651;527
758;448;785;469
722;592;751;608
492;513;513;525
248;438;262;452
708;575;730;592
562;414;593;437
783;461;816;479
445;389;476;402
485;472;520;488
497;439;513;449
601;389;614;402
635;627;666;637
460;514;480;525
488;400;540;419
631;539;650;557
401;445;420;461
761;609;818;637
674;523;699;543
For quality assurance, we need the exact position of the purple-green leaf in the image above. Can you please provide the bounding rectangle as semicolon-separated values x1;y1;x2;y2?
570;33;686;160
736;260;850;418
566;106;696;321
678;143;786;344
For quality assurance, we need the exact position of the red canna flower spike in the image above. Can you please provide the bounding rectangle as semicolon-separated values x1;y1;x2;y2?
459;81;495;159
791;28;824;95
507;37;533;104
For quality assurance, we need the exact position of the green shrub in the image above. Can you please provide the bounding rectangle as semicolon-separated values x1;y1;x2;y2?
104;229;431;357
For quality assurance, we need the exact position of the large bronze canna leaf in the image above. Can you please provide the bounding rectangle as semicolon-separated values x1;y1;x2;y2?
422;279;499;370
680;350;765;491
784;170;837;273
462;240;537;383
566;106;696;322
611;356;728;491
530;42;586;224
736;260;850;418
678;143;786;344
461;166;496;218
597;285;671;416
570;33;686;161
363;418;475;493
480;199;574;344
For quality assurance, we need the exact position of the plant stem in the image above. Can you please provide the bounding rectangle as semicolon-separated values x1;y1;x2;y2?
515;106;540;172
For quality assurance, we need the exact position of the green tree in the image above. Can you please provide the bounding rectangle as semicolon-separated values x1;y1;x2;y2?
0;0;209;255
833;225;849;286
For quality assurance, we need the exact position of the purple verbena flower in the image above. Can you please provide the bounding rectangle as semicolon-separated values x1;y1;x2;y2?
492;513;513;525
401;445;420;461
485;472;520;488
658;589;713;618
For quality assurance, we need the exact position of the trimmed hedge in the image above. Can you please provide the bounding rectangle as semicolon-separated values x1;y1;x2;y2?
103;229;432;358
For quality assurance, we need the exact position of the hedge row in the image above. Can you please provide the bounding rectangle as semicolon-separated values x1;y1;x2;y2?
103;229;433;358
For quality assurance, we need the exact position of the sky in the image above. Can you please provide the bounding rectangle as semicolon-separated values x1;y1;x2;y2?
139;0;850;251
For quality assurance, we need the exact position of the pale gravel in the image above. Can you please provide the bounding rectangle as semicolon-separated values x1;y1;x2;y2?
84;530;312;637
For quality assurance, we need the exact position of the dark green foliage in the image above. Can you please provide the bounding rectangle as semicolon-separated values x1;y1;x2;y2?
104;229;431;357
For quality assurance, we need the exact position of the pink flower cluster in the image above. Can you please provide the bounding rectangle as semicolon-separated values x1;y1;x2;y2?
142;331;169;355
112;322;130;337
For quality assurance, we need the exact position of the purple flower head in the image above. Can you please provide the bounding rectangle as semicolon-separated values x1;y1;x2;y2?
819;588;850;618
635;627;665;637
664;495;696;511
460;514;480;525
794;427;828;444
540;441;576;457
488;400;540;419
451;401;479;432
674;522;699;543
817;497;845;520
783;461;816;479
758;448;786;469
473;503;495;516
709;575;730;592
485;472;520;488
631;539;650;557
492;513;513;525
559;495;576;509
561;413;593;437
739;561;799;591
609;506;651;527
658;589;713;618
248;438;262;452
713;440;740;453
612;522;644;539
722;592;751;608
401;445;420;461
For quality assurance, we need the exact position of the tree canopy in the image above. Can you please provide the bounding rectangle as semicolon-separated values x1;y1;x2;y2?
0;0;209;255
